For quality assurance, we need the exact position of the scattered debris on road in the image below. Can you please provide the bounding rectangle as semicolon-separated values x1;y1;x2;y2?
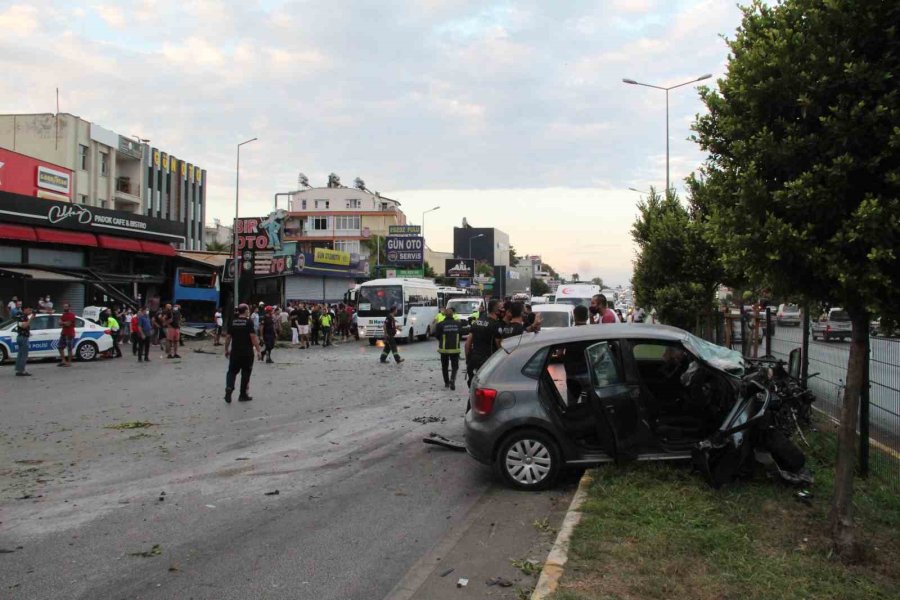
486;576;513;587
511;558;541;576
456;577;469;588
129;544;162;558
105;421;156;430
264;490;280;496
422;433;465;451
412;416;446;424
440;568;454;578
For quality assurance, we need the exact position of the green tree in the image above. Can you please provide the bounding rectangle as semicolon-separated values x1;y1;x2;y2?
571;273;580;282
690;0;900;556
361;236;387;276
631;188;721;331
423;262;437;278
530;278;550;296
475;262;493;276
205;240;229;252
509;245;519;267
590;277;604;288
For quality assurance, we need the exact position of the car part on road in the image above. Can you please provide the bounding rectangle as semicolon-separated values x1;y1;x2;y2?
422;432;466;451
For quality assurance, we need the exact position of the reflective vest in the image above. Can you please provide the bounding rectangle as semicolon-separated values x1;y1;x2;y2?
435;313;446;324
320;314;333;327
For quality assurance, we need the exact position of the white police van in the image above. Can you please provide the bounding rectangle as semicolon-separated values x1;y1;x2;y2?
0;313;114;363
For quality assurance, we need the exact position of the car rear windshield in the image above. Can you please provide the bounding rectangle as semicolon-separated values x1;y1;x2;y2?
537;312;570;328
782;304;800;313
830;310;850;321
476;347;508;383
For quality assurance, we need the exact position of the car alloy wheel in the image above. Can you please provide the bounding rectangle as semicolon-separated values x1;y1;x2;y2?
77;341;98;361
496;429;560;491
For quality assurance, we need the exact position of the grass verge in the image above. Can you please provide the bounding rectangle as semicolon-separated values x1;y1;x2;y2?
550;418;900;600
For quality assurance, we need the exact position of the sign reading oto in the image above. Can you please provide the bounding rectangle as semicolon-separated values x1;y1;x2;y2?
385;235;424;264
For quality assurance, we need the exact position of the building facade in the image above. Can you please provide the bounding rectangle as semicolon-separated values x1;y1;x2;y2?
452;226;511;266
0;113;205;249
285;185;407;259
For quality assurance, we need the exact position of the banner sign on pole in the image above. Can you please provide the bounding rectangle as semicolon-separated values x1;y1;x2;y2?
445;258;474;278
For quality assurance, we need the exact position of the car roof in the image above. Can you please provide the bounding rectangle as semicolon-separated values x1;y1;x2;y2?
532;304;573;313
502;323;690;351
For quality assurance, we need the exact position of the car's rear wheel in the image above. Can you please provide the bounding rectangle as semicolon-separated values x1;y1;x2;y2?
77;341;98;361
368;338;377;346
408;329;415;344
495;429;561;491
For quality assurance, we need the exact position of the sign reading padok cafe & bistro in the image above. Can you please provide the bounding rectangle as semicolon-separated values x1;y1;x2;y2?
0;190;186;244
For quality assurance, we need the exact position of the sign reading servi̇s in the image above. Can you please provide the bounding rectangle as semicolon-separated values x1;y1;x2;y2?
385;235;424;264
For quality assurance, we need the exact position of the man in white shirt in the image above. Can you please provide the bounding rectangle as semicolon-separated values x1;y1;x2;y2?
214;307;224;346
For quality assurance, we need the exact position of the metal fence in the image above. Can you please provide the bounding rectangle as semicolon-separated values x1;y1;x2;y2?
698;308;900;488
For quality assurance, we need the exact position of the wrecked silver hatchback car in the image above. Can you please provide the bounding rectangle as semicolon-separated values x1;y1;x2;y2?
464;324;813;490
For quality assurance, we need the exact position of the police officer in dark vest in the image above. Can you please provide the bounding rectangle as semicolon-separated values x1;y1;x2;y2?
224;303;262;403
379;306;405;364
465;299;503;388
434;306;463;389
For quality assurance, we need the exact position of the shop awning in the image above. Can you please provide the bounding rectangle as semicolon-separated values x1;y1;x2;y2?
139;240;176;256
0;223;38;242
0;267;85;282
34;227;98;247
97;234;144;252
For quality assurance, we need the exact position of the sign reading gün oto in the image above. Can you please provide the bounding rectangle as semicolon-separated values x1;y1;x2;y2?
385;235;424;265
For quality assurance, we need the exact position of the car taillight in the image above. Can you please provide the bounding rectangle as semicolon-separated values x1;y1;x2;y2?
473;388;497;416
826;325;831;333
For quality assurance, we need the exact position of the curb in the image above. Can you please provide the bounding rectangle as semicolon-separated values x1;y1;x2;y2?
531;471;593;600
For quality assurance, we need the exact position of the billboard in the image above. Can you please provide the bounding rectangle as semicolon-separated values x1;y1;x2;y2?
385;235;423;265
445;258;474;278
0;148;72;201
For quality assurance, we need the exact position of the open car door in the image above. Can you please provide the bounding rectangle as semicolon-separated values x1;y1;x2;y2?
584;341;648;461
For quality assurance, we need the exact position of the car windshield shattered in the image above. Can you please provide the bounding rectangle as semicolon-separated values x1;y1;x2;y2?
683;333;746;376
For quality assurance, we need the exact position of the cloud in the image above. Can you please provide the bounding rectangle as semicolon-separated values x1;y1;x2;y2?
0;5;40;36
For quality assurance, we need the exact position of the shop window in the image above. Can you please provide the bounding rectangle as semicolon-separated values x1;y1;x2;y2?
29;248;85;268
0;245;22;263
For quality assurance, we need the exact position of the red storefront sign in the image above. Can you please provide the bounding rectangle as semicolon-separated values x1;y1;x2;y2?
0;148;73;201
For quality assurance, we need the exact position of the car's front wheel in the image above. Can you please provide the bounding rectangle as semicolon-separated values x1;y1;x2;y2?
0;345;8;363
495;429;561;491
77;341;99;361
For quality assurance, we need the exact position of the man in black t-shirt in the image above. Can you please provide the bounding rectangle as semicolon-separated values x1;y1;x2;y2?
296;303;311;349
224;303;261;403
379;306;404;364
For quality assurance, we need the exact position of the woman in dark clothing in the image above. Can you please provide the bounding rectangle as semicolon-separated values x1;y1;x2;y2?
260;306;277;364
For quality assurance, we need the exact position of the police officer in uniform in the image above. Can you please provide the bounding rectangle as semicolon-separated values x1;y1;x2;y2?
224;303;262;403
379;306;405;364
465;299;503;388
434;306;462;389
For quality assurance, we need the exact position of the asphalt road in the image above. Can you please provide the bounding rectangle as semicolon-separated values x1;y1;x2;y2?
0;338;572;599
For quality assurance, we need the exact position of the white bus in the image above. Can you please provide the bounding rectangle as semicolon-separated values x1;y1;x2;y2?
436;286;469;308
356;278;440;345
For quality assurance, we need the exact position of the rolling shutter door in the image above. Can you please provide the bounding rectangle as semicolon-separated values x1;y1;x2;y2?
325;278;354;302
285;275;324;302
58;282;86;315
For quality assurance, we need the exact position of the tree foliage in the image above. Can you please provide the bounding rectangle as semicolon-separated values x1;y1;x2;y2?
509;244;519;267
530;278;550;296
590;277;604;288
690;0;900;556
631;187;721;331
205;240;229;252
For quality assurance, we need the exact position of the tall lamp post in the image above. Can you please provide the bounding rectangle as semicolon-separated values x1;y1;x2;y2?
622;74;712;194
233;137;258;307
421;205;440;274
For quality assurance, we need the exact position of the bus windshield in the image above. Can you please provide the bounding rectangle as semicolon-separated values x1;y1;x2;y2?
358;285;403;316
447;299;481;315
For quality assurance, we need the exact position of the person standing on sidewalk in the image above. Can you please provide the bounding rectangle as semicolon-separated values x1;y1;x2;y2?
379;306;404;364
434;306;462;389
167;304;183;359
260;306;277;363
14;306;33;377
137;307;153;362
214;307;224;346
310;304;321;346
57;304;77;368
130;309;141;355
320;309;333;347
296;302;311;349
224;303;262;403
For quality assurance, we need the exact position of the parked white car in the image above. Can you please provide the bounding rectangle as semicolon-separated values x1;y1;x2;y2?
0;313;114;363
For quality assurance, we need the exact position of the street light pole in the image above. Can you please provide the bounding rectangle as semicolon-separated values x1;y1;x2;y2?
421;205;440;273
233;137;258;307
622;74;712;194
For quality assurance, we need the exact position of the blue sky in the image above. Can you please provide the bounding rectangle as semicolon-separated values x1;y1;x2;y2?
0;0;747;285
